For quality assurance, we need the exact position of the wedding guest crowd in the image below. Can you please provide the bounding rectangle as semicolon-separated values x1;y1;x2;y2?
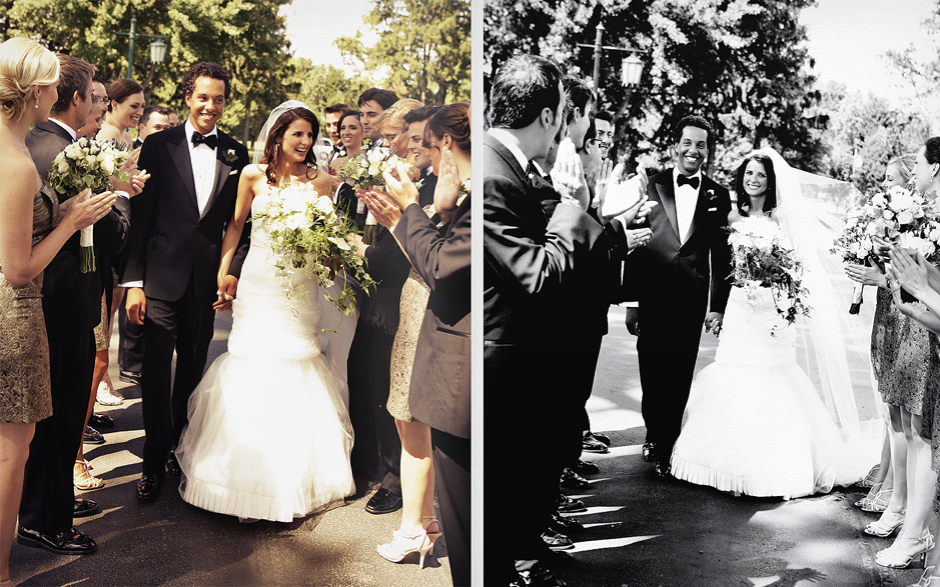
484;53;653;586
1;35;470;587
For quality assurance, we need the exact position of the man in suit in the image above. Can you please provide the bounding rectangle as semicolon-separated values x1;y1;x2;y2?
484;54;648;586
402;105;441;208
357;88;398;141
123;62;250;501
365;148;471;587
623;115;733;477
18;54;132;555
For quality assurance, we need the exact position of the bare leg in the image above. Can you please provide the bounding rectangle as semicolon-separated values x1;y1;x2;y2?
395;418;435;536
882;404;908;516
74;349;108;487
1;422;35;585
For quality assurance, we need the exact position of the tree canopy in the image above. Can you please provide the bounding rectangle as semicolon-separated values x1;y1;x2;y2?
335;0;471;105
485;0;826;178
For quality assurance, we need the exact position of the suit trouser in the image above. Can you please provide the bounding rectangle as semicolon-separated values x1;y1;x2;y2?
347;321;402;494
19;331;94;535
571;333;604;437
140;282;215;477
637;297;707;459
485;342;582;580
118;304;145;374
431;428;471;587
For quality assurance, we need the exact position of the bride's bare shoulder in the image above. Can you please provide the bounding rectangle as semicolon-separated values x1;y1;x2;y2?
728;208;743;225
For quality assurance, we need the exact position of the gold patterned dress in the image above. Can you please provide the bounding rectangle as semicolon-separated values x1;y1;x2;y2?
387;268;431;422
0;180;58;424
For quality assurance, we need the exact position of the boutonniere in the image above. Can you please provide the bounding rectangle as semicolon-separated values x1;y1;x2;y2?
460;180;471;197
224;149;237;164
707;189;716;201
414;178;425;190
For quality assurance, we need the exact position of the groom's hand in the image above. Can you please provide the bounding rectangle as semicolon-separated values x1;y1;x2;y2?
126;287;147;325
214;275;238;311
705;312;724;336
625;307;640;336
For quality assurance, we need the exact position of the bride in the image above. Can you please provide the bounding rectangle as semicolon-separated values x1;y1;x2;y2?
669;149;879;499
175;103;356;521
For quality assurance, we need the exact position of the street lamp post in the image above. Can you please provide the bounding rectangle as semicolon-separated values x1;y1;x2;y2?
117;16;169;80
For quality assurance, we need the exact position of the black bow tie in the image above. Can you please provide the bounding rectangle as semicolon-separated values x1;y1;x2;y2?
191;132;218;150
677;174;700;189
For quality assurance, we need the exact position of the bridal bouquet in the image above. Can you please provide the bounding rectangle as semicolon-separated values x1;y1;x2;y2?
831;185;940;311
251;182;376;316
47;138;131;272
340;143;410;190
728;217;810;332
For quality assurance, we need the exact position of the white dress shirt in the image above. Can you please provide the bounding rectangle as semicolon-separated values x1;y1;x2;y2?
674;169;702;243
185;119;219;216
49;117;77;141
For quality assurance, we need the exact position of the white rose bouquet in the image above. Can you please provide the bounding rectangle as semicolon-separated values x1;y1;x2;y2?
47;138;131;272
340;144;410;190
251;182;377;316
831;185;940;311
728;217;810;333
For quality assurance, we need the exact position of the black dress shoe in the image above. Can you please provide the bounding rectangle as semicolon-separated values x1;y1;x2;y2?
516;566;567;586
365;488;402;514
17;526;97;555
83;426;105;445
559;467;589;489
73;498;100;518
549;512;583;533
90;412;114;428
119;369;142;384
642;442;656;462
541;527;574;550
137;473;164;500
165;451;182;476
571;459;599;476
587;431;611;446
581;434;609;454
655;460;672;478
556;494;587;514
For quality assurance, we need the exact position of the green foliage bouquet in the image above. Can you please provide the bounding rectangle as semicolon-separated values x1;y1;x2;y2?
340;143;409;190
251;182;376;316
728;217;810;333
47;138;131;272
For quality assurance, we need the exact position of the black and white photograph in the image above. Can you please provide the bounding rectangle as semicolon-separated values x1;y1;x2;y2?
483;0;940;585
0;0;469;586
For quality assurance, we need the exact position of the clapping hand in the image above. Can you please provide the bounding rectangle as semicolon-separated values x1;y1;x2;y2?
593;159;614;209
601;164;649;220
382;161;420;210
888;245;930;299
626;228;653;250
845;263;886;288
358;189;403;231
550;137;589;210
432;146;463;223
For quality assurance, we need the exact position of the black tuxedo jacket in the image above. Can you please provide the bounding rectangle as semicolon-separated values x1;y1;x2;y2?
483;133;609;346
395;197;470;439
26;120;131;337
621;167;733;312
124;124;249;305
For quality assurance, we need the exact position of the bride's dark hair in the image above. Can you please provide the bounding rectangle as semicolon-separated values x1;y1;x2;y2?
261;107;320;185
734;152;777;216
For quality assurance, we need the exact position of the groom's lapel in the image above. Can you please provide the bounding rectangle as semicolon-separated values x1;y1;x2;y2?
168;135;199;213
655;174;680;239
202;133;234;219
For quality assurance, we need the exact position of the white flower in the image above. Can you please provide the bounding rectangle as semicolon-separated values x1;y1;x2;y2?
871;194;887;208
57;160;70;174
314;195;334;215
284;211;307;230
889;192;915;213
897;210;915;225
883;209;895;221
65;144;80;159
328;236;350;250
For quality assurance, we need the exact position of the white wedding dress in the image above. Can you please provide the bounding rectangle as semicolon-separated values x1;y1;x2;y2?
670;264;871;498
176;188;357;522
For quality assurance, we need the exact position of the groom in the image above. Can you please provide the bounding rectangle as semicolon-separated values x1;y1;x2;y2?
622;115;733;477
123;62;249;500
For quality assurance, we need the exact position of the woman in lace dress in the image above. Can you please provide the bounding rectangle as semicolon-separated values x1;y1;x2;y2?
0;37;116;587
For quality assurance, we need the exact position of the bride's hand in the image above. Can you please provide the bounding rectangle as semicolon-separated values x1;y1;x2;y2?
214;275;238;312
705;312;723;336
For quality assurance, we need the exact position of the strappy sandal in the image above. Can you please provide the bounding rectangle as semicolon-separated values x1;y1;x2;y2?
96;380;124;406
73;460;105;491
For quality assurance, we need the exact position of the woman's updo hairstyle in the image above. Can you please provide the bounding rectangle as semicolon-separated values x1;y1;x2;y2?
0;37;59;123
733;152;777;216
106;78;143;112
924;137;940;167
889;153;917;185
425;102;470;154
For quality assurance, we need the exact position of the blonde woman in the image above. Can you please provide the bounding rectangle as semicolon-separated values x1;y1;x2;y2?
0;38;115;585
